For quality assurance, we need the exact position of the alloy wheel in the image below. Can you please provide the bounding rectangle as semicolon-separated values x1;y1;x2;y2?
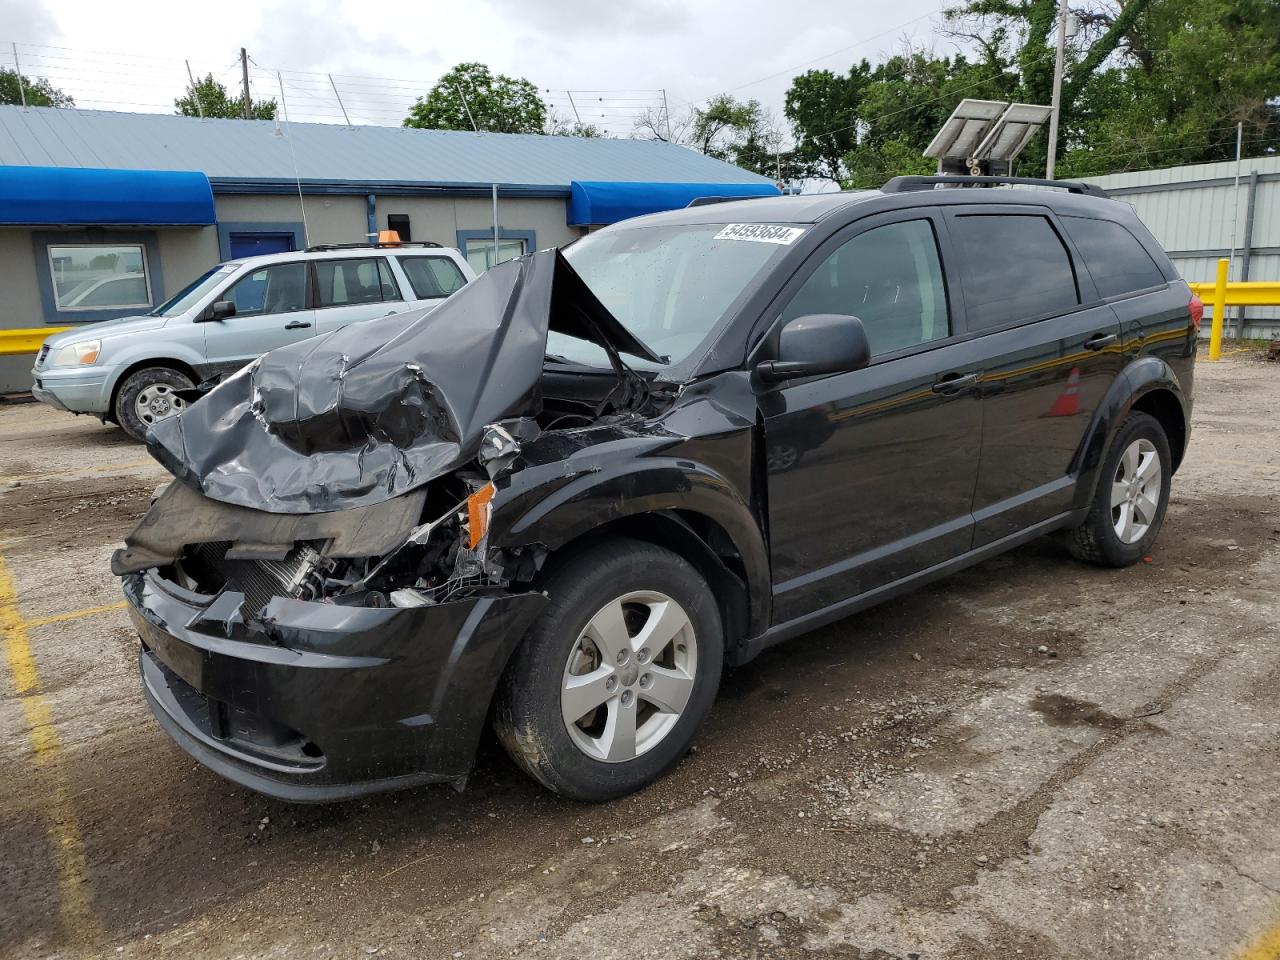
560;590;698;763
1111;437;1161;544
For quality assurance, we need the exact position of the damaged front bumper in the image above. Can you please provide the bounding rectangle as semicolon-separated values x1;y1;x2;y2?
126;568;545;802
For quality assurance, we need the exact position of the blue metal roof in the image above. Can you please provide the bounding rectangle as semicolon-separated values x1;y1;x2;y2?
0;107;774;192
0;165;215;225
568;180;780;225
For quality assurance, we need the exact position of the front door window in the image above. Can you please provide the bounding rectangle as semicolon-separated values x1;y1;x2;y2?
781;219;949;357
224;263;308;316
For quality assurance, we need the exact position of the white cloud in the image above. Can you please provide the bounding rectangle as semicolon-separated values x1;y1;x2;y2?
4;0;949;132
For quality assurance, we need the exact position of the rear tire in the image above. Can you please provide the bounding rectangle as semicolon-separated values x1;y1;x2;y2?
114;367;193;442
494;538;723;801
1069;411;1172;567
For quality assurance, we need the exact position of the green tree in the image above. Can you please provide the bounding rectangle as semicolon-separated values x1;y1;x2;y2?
545;106;602;138
404;62;545;134
784;63;873;183
781;0;1280;185
175;73;276;120
784;50;1016;187
634;94;796;180
0;67;74;107
1059;0;1280;175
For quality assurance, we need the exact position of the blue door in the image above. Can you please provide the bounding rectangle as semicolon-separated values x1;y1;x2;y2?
228;232;295;259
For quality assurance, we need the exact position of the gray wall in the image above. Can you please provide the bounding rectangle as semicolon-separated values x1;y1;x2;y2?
373;195;581;251
2;191;577;393
1084;156;1280;338
1;224;220;393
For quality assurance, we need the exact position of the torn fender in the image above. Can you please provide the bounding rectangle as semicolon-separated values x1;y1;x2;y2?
145;250;661;515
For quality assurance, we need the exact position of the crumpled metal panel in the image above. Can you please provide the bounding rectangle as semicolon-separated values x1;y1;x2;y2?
145;250;659;514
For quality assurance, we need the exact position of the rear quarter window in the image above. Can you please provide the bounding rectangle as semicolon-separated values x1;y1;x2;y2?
949;214;1079;331
399;256;468;299
1061;216;1167;299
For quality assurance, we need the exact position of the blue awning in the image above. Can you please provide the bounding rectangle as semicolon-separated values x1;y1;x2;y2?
568;180;780;226
0;166;215;225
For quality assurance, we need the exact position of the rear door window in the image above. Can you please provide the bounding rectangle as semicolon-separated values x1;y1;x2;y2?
314;258;400;307
1061;216;1167;298
949;214;1079;331
398;256;468;299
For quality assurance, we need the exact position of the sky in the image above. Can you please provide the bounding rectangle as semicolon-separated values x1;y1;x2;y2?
1;0;956;135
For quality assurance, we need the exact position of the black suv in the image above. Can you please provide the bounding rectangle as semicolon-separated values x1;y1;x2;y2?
115;175;1197;803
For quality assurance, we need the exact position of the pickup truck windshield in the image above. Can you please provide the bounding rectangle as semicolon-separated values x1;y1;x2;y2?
555;222;797;372
149;265;237;317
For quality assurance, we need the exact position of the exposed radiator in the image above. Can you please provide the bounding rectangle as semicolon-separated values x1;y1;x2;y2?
190;541;328;616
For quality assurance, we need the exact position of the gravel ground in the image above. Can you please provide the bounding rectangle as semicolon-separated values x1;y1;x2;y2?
1;354;1278;960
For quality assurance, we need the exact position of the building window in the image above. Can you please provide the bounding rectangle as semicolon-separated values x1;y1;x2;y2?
47;243;151;311
464;237;527;273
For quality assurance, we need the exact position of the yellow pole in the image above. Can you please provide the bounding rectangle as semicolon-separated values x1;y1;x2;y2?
1208;257;1228;360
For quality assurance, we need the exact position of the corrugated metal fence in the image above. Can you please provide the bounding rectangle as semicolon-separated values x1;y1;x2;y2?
1084;156;1280;339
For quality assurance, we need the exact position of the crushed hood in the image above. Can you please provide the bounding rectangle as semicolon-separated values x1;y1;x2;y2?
145;249;661;514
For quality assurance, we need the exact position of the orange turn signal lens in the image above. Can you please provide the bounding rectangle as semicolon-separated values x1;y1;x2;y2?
466;483;495;549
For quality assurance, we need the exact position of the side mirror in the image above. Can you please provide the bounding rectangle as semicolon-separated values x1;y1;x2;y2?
755;313;870;382
200;300;236;322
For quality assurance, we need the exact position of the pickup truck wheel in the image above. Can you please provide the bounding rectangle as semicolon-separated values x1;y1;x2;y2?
114;367;193;442
1070;411;1172;567
494;538;723;801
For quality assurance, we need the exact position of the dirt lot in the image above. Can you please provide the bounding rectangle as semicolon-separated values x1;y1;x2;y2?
2;355;1278;960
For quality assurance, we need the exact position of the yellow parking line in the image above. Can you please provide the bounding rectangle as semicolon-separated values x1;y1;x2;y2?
1238;921;1280;960
0;553;104;947
24;600;128;629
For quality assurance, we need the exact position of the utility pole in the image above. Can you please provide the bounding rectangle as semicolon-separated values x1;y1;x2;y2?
1045;0;1069;180
12;43;27;109
240;47;252;120
328;74;352;128
567;90;582;126
453;81;480;132
185;60;204;118
661;88;672;141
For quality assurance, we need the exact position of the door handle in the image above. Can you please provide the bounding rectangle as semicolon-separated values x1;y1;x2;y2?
1084;332;1117;351
931;371;980;394
284;320;312;330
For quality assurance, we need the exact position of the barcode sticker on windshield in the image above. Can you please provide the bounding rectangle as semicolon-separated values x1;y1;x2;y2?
714;223;805;245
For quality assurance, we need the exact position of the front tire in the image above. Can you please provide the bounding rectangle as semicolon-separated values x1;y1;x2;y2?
114;367;193;442
1069;411;1172;567
494;538;723;801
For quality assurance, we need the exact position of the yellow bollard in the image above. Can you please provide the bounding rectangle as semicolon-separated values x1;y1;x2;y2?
1207;257;1228;360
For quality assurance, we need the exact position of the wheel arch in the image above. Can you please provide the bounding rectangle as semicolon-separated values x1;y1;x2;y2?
491;461;772;661
1128;387;1187;473
1071;356;1189;512
107;357;202;418
534;511;758;662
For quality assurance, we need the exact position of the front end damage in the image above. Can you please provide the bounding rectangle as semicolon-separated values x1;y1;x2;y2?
114;250;678;800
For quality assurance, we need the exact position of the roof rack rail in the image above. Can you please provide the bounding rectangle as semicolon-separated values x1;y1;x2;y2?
881;175;1109;198
686;195;763;207
303;240;443;252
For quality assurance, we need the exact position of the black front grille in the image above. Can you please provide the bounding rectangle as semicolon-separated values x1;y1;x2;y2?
35;344;50;369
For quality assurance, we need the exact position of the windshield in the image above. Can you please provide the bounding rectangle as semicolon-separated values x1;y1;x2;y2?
149;265;237;317
555;222;798;372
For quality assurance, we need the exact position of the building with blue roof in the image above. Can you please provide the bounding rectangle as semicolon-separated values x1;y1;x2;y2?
0;106;777;392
